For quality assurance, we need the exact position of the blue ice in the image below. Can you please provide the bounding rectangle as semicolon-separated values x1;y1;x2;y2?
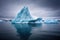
12;6;33;23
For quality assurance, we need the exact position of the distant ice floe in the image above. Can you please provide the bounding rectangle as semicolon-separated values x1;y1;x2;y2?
43;19;59;24
0;20;3;22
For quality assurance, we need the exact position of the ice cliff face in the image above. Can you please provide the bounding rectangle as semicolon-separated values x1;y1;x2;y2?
12;6;33;23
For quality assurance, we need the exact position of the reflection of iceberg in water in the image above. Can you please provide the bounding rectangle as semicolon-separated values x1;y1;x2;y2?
28;23;42;27
12;23;32;40
12;6;33;23
12;23;42;40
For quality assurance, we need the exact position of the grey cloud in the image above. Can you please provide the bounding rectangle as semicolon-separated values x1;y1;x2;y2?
29;0;60;10
0;0;60;17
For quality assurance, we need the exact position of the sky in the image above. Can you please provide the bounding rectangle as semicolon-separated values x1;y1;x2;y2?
0;0;60;18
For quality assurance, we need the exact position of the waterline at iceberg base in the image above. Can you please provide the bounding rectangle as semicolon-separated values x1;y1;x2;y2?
11;6;60;24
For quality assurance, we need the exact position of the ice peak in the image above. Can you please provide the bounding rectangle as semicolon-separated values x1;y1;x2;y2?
21;6;28;11
12;6;33;23
24;6;28;9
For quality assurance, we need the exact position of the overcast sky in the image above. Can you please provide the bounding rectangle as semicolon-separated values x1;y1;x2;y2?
0;0;60;18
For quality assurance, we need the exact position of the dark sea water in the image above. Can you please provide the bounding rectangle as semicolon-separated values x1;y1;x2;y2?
0;21;60;40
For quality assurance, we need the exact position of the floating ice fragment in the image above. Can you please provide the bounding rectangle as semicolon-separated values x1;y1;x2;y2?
44;19;58;24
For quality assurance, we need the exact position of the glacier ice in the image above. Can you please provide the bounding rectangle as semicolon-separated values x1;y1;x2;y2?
12;6;33;23
35;18;42;23
28;18;42;23
44;19;59;24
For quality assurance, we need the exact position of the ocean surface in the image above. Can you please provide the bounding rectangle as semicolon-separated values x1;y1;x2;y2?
0;17;60;40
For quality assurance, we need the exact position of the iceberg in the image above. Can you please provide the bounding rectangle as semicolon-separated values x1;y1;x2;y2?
12;6;33;23
44;19;59;24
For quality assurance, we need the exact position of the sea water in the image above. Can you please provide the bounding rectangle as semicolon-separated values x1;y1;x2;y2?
0;18;60;40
